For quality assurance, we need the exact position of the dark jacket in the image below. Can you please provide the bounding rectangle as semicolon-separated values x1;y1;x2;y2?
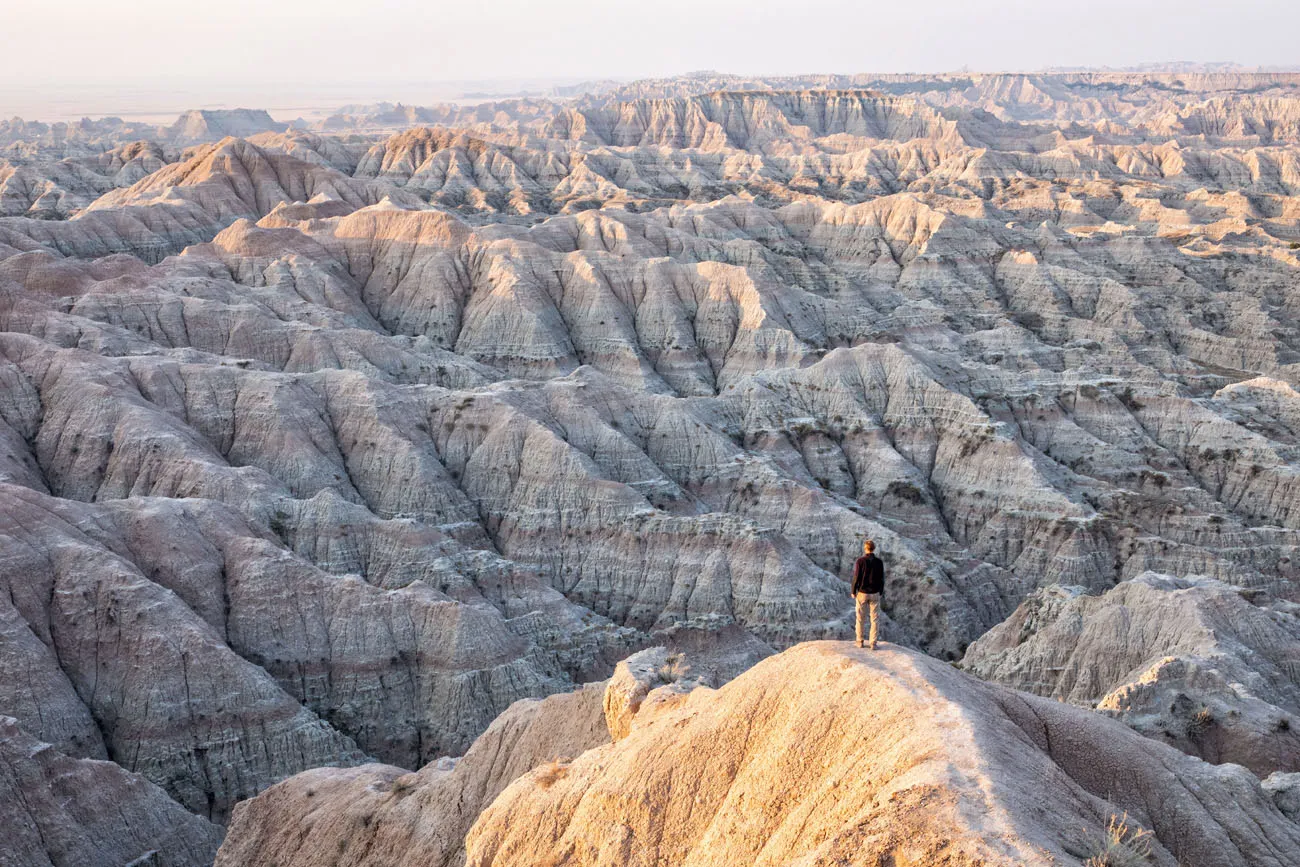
851;554;885;596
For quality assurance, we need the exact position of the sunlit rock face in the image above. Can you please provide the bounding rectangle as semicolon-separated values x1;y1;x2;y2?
213;681;614;867
213;644;745;867
4;72;1300;863
217;643;1300;867
463;643;1300;867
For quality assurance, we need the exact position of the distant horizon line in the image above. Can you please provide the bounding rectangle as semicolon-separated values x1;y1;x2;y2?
12;61;1300;88
7;63;1300;126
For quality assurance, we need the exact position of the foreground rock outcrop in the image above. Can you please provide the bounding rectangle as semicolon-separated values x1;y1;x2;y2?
213;684;608;867
214;646;715;867
465;642;1300;867
217;642;1300;867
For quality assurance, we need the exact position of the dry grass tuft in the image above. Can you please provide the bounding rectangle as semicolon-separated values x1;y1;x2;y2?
535;759;570;789
1084;813;1154;867
653;652;690;686
1186;705;1216;739
390;774;418;797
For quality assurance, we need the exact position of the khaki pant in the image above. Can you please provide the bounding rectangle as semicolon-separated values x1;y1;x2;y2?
855;592;880;645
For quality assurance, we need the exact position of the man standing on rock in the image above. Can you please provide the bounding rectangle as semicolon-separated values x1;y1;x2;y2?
851;540;885;650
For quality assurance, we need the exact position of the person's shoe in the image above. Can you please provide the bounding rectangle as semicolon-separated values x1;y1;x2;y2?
856;640;864;648
869;641;877;651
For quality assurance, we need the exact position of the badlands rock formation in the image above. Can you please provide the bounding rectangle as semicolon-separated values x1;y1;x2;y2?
0;715;224;867
212;646;716;867
463;643;1300;867
0;110;287;221
962;572;1300;774
224;641;1300;867
213;682;611;867
4;73;1300;863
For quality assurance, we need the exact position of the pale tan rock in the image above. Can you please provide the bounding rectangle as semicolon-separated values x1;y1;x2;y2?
466;642;1300;867
214;682;611;867
602;647;710;741
167;109;282;144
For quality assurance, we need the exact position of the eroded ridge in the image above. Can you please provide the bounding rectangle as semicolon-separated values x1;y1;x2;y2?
4;74;1300;865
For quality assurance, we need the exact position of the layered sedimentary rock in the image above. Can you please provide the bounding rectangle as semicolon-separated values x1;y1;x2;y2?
463;642;1300;867
0;478;635;823
168;110;282;144
0;110;288;222
212;644;748;867
319;72;1300;139
0;137;417;261
4;75;1300;862
0;716;223;867
961;573;1300;774
215;679;606;867
0;141;172;219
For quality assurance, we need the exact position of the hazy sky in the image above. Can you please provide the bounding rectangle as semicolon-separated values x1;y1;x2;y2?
4;0;1298;118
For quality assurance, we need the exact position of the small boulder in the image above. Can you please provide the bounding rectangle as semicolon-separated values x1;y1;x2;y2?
603;647;711;741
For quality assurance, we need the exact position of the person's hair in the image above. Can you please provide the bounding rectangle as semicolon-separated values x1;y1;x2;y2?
862;539;875;553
